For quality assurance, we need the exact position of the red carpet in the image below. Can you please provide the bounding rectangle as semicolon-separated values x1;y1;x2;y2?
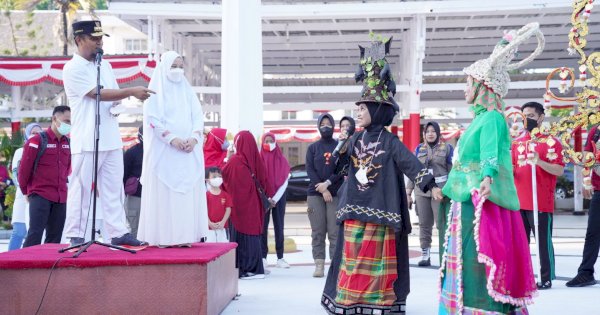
0;242;237;269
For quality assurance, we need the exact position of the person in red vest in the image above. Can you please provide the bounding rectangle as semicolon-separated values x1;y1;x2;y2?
20;106;72;247
511;101;564;290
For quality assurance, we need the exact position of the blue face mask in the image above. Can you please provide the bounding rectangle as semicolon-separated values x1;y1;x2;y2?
57;120;71;136
221;140;230;151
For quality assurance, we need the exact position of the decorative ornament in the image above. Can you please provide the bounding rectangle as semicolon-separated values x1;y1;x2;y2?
583;1;594;20
535;0;599;175
464;23;545;98
544;91;552;108
580;64;588;82
559;67;570;93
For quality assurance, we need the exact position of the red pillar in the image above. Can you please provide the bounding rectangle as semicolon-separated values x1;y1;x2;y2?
402;118;410;146
11;121;21;135
407;113;420;152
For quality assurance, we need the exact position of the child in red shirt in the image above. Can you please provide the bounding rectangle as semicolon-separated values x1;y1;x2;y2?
205;167;232;243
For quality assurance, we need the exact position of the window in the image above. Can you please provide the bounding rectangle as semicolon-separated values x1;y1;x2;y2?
124;39;147;53
313;111;328;120
282;111;297;120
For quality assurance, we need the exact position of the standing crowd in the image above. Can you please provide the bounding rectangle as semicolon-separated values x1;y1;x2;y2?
4;19;600;315
7;21;294;281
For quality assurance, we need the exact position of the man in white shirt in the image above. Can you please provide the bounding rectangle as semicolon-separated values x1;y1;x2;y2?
63;20;153;247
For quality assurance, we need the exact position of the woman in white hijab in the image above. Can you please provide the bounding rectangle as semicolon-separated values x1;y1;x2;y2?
138;51;208;247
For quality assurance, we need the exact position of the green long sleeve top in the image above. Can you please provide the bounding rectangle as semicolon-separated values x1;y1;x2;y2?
442;106;520;210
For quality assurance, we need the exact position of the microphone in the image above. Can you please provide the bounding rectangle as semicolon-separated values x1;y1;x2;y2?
95;48;104;64
332;132;350;157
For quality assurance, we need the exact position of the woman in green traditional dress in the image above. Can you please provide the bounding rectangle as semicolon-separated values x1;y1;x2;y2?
439;23;544;315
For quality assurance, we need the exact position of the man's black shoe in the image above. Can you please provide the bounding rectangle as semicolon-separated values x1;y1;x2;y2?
111;233;148;246
566;273;597;287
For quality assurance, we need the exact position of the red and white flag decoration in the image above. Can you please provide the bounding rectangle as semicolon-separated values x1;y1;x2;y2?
0;55;155;86
265;127;463;143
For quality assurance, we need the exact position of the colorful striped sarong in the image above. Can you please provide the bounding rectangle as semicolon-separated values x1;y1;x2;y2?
335;219;398;306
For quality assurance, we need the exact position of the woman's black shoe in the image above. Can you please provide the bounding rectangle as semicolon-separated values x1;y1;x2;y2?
536;280;552;290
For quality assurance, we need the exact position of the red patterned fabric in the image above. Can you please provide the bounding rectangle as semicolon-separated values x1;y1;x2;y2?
335;219;397;306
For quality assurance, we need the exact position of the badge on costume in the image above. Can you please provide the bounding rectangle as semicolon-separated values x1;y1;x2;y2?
546;137;557;161
517;142;526;167
356;166;369;185
324;152;332;165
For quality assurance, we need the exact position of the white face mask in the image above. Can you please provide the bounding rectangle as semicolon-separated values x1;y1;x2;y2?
167;68;184;82
268;143;276;151
209;177;223;188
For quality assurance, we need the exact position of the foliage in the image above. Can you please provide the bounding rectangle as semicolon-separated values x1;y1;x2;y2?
14;0;99;55
35;0;105;9
0;129;22;222
368;31;388;43
549;108;573;118
0;1;42;55
3;185;16;221
0;128;23;168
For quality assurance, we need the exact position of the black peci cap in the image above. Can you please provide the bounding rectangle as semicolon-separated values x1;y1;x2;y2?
72;20;110;37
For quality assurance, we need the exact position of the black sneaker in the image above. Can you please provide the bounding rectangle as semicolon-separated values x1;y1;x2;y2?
70;237;85;247
536;280;552;290
111;233;148;246
566;273;597;287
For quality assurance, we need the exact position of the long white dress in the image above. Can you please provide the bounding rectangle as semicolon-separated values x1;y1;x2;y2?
137;51;208;246
11;148;28;228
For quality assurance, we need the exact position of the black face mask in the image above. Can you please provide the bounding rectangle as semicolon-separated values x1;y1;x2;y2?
525;118;538;133
319;126;333;139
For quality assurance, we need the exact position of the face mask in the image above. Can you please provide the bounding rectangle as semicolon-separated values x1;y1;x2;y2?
167;68;184;82
221;140;229;151
209;177;223;188
320;126;333;138
525;118;538;133
56;120;71;136
262;143;276;152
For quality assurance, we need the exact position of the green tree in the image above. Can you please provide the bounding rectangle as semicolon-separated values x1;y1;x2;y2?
0;1;20;55
15;0;99;55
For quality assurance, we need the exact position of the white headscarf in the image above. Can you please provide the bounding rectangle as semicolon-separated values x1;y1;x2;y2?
141;51;205;193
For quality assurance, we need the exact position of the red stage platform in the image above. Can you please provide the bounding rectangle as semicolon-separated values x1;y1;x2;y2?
0;243;238;314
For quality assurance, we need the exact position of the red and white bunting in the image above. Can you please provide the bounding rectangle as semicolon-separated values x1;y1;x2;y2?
0;55;155;86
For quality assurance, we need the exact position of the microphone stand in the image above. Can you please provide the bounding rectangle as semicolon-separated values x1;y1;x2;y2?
59;50;135;257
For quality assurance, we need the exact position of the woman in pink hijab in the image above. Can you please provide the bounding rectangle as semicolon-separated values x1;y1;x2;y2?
260;132;291;270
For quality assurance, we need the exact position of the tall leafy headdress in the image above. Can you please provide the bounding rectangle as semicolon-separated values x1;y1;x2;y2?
354;35;399;113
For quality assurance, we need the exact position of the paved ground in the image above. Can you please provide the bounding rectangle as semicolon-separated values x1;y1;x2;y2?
1;202;598;314
224;202;599;314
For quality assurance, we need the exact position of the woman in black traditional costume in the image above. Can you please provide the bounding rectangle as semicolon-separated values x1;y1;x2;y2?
322;37;443;315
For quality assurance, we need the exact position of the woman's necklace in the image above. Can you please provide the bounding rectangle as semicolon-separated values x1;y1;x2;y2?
355;130;383;185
